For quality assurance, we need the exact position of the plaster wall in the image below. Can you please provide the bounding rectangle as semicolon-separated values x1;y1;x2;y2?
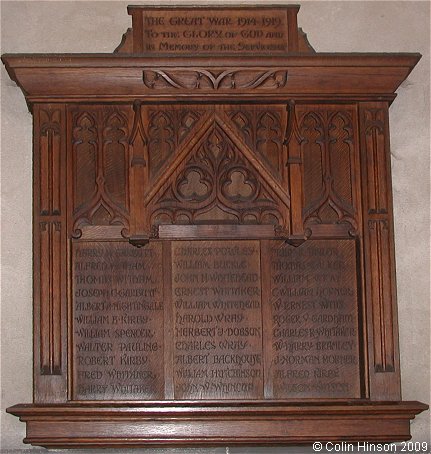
1;1;429;452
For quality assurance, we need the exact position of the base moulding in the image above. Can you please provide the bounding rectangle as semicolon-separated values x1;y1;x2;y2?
7;400;428;448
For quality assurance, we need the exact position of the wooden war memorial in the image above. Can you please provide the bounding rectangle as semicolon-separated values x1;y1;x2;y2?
2;4;428;448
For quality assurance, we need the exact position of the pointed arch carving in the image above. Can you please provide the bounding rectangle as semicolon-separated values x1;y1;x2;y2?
71;107;130;238
146;119;289;234
298;106;359;234
147;107;205;181
226;106;286;181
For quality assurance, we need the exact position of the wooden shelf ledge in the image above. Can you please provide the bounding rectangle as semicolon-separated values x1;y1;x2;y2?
7;401;428;448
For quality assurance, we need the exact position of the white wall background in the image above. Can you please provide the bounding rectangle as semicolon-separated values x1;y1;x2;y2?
1;1;429;452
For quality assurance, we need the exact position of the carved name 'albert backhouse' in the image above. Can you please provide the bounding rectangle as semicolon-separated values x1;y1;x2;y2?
2;5;427;448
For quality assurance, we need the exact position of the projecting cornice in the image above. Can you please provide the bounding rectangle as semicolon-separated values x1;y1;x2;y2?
1;53;421;105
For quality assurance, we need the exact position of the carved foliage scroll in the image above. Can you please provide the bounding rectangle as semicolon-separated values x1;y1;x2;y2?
70;106;131;237
143;68;288;91
297;106;359;234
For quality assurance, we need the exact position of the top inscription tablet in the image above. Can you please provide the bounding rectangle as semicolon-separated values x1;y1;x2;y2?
118;6;312;55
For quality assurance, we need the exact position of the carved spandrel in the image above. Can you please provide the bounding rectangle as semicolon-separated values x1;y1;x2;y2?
148;117;290;234
72;241;164;400
226;105;286;180
269;240;361;398
171;241;263;399
147;107;204;180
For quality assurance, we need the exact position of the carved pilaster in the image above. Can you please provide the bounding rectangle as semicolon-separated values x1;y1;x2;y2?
360;102;400;400
367;219;395;372
39;110;61;216
284;101;306;244
39;221;62;375
129;101;150;246
33;104;67;401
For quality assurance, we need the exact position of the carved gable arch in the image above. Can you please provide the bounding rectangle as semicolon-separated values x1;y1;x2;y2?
145;116;290;235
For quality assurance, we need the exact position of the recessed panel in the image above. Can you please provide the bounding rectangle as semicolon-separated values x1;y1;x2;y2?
72;241;164;400
269;240;361;398
172;240;263;399
136;8;289;55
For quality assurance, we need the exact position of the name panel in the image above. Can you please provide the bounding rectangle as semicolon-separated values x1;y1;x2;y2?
269;240;361;398
136;8;289;55
172;241;263;399
72;241;164;400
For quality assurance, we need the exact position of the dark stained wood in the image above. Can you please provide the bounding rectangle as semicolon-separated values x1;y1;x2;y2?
33;104;68;402
162;241;174;399
172;240;263;400
68;105;132;240
6;401;428;447
296;104;361;238
158;224;275;240
1;54;420;104
1;3;427;448
123;6;305;56
72;241;164;400
359;102;401;400
268;240;361;399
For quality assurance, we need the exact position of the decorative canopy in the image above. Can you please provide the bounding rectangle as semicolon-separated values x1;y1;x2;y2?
2;5;420;105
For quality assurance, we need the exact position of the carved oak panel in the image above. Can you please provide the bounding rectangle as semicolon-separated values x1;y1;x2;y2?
72;241;164;400
295;105;360;236
2;3;427;449
268;240;361;398
69;106;132;239
172;240;263;399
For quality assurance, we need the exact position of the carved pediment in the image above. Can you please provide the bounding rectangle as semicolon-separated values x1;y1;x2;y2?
146;116;290;235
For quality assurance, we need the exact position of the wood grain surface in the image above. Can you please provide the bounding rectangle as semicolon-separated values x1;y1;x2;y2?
1;3;427;448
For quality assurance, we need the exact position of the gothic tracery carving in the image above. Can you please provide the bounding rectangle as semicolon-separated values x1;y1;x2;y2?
71;109;130;237
299;108;358;233
149;122;288;230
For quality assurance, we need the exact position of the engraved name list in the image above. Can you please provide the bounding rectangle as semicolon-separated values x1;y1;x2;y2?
72;242;164;400
172;240;263;399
